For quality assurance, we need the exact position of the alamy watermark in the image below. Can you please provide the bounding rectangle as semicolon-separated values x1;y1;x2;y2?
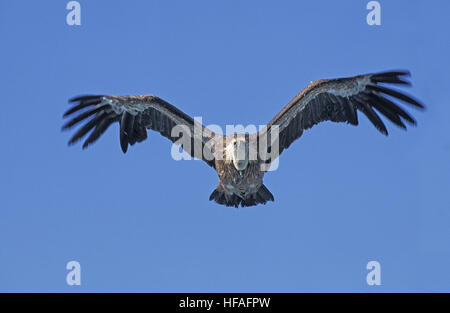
66;260;81;286
169;117;280;171
366;1;381;26
366;261;381;286
66;1;81;26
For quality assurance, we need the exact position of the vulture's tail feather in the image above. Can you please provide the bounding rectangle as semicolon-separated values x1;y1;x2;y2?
209;184;274;208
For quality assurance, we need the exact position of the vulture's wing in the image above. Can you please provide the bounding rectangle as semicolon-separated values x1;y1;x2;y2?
62;95;216;168
259;71;424;158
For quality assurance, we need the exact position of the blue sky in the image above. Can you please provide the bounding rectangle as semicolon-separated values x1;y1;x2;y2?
0;0;449;292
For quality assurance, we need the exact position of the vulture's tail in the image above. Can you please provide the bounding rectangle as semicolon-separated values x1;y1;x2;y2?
209;184;274;208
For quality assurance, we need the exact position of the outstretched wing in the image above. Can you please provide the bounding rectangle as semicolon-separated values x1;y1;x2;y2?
62;95;216;168
260;70;424;157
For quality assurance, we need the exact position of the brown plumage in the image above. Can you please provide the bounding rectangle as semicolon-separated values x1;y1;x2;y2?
62;70;423;207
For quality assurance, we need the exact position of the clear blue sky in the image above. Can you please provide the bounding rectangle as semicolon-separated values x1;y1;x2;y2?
1;1;449;292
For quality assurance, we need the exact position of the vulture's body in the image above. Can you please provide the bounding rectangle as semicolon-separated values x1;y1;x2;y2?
63;71;424;207
212;138;270;207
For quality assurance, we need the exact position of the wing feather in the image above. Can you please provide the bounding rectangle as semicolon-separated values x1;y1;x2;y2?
260;71;423;157
63;94;216;167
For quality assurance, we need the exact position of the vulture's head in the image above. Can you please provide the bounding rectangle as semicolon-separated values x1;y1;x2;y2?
226;137;249;171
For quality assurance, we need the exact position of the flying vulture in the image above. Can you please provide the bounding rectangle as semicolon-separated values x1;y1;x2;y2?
63;70;423;207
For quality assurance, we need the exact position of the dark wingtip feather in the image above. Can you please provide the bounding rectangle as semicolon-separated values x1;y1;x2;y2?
353;97;388;136
373;70;411;78
64;96;104;117
369;93;417;126
62;106;105;130
66;112;107;146
370;70;412;86
68;95;104;103
63;102;95;118
367;84;425;109
81;116;115;149
371;76;411;86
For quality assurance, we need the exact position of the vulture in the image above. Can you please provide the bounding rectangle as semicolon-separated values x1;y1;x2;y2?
63;70;423;207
